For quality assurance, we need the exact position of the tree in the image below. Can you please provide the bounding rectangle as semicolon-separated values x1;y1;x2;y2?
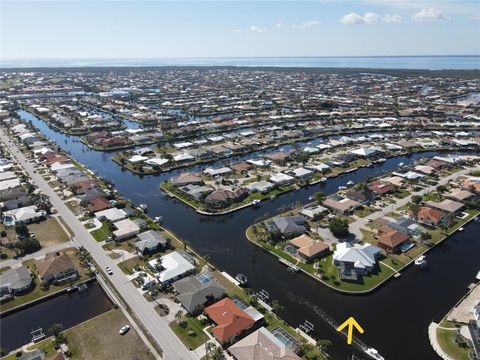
16;238;41;254
15;224;29;238
175;310;183;323
408;203;420;217
271;299;285;314
411;195;422;204
328;217;349;238
436;185;447;193
313;191;326;205
297;341;328;360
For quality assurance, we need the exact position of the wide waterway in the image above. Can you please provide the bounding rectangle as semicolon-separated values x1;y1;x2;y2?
15;109;480;360
0;281;113;353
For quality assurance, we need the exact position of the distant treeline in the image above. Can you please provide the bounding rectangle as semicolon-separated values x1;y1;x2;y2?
2;65;480;79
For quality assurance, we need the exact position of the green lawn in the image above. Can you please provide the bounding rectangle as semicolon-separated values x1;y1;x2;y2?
437;327;473;360
169;316;209;350
90;221;113;242
353;206;376;218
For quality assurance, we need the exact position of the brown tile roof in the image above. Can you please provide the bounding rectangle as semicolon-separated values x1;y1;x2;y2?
231;162;251;172
88;197;111;212
205;297;255;343
368;180;396;195
35;254;76;279
417;207;445;224
377;226;410;249
289;234;329;258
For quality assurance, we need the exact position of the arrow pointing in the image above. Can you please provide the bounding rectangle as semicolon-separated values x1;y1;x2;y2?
336;317;364;345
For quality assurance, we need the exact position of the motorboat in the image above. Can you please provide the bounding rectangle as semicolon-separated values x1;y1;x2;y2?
347;180;355;186
398;162;405;167
252;199;261;206
414;255;427;267
154;216;163;224
338;185;347;190
235;274;248;286
137;203;148;212
365;348;385;360
458;227;464;232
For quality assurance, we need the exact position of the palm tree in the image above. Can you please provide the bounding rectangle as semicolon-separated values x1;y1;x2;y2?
313;191;326;205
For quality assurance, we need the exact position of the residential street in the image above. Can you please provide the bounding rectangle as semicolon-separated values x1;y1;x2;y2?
0;129;196;360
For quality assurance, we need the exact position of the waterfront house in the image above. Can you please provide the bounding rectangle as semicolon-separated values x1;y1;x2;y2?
368;180;396;196
286;167;314;180
299;204;328;220
136;230;167;255
425;199;464;214
150;251;195;284
34;254;78;283
345;188;376;204
268;216;307;238
171;173;204;187
179;184;213;200
324;196;360;214
0;266;33;299
269;173;295;186
94;207;127;223
414;207;449;227
245;180;275;194
172;273;226;314
388;217;423;237
228;327;301;360
462;178;480;194
445;189;475;202
333;242;381;281
204;297;255;345
113;218;140;241
377;226;411;253
230;162;251;173
204;188;248;209
88;197;111;212
288;234;329;262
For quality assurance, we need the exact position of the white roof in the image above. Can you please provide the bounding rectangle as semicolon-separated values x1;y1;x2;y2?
0;171;17;181
113;219;140;238
333;243;381;270
3;205;45;223
350;147;377;157
129;155;149;163
270;173;294;184
247;159;271;167
0;178;20;191
174;153;195;162
94;208;126;222
290;167;313;178
307;163;330;172
145;158;169;166
50;162;76;172
151;251;195;284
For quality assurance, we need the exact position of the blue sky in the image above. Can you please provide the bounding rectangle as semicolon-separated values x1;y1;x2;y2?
1;0;479;59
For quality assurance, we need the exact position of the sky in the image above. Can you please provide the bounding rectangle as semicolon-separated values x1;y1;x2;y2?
1;0;479;60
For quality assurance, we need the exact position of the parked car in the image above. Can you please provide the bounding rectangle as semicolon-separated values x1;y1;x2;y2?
106;267;113;275
119;325;130;335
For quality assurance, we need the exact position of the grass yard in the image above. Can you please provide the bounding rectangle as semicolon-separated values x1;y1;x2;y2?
29;217;69;247
90;221;113;242
117;256;148;275
66;309;155;360
169;316;209;350
353;206;376;218
437;327;472;360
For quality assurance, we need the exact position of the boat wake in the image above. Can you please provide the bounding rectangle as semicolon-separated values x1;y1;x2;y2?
288;293;383;359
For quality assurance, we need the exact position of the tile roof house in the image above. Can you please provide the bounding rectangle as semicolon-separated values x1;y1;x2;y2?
288;234;329;262
368;180;396;195
172;273;226;313
445;189;475;202
462;178;480;193
228;327;301;360
205;297;255;344
425;199;465;214
88;197;112;212
34;254;78;283
205;188;248;209
414;207;449;226
377;226;410;252
113;218;141;241
171;173;204;187
333;242;381;281
345;189;377;204
324;197;360;214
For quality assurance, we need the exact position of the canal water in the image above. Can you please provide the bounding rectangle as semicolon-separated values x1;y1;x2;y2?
0;281;113;353
16;109;480;360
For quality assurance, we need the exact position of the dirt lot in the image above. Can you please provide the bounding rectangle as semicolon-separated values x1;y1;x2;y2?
28;217;69;247
67;309;155;360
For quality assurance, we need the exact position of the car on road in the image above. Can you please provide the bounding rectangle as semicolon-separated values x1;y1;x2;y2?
106;267;113;275
119;325;130;335
367;218;373;223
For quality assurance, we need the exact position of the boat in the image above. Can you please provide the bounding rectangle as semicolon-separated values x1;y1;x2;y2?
252;199;261;206
308;195;314;201
399;162;404;167
338;186;347;190
458;227;464;232
414;255;427;267
365;348;385;360
270;195;276;200
346;180;355;186
376;158;387;163
320;177;327;182
235;274;248;286
137;203;148;212
278;258;300;272
154;216;163;223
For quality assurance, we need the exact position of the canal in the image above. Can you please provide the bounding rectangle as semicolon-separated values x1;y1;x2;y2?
0;281;113;353
16;109;480;360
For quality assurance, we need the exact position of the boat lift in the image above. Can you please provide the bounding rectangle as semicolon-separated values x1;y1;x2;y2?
299;320;315;334
31;328;45;342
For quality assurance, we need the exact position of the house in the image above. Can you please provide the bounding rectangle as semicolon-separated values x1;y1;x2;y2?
204;167;232;177
205;297;255;344
230;162;251;173
462;178;480;194
171;173;204;187
2;205;46;225
94;207;127;223
368;180;396;195
264;151;290;163
150;251;195;284
287;168;314;180
204;188;248;209
245;180;275;194
299;204;328;220
445;189;475;202
0;266;32;299
425;199;464;214
228;327;301;360
136;230;167;254
179;184;213;200
415;165;435;175
288;234;329;262
172;273;226;313
269;173;295;186
324;196;360;214
388;217;423;237
333;242;381;280
88;197;111;212
414;207;449;226
268;216;307;237
377;226;411;252
113;218;140;240
34;254;78;283
345;188;376;204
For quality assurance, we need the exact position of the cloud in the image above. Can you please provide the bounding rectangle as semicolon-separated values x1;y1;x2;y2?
340;12;402;25
411;8;446;22
248;25;268;33
291;20;321;29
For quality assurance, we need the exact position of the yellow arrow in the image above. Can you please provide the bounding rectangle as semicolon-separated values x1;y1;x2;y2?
336;317;364;345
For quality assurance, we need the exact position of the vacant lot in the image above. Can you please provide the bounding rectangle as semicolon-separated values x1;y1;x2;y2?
29;217;69;247
67;309;155;360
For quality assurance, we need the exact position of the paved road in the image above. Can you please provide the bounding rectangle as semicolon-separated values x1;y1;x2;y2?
0;129;196;360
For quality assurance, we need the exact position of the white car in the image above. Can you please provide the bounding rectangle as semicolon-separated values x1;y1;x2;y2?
119;325;130;335
106;267;113;275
